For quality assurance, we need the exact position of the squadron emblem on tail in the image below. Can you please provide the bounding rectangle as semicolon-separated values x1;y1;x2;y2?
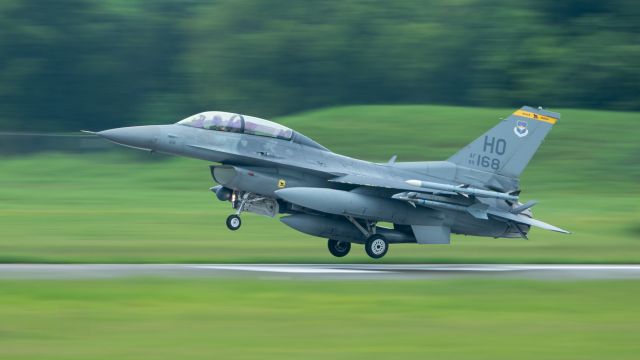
514;120;529;137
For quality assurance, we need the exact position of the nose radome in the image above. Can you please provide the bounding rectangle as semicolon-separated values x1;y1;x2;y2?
98;126;159;150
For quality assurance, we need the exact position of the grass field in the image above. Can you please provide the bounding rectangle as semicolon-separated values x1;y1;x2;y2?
0;105;638;263
0;277;638;360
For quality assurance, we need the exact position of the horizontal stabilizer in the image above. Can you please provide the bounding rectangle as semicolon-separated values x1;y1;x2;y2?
488;209;570;234
393;192;568;234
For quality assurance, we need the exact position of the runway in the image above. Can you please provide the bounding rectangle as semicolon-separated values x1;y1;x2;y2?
1;264;640;280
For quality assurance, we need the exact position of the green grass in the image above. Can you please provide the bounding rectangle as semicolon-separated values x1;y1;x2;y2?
0;278;638;359
0;104;638;263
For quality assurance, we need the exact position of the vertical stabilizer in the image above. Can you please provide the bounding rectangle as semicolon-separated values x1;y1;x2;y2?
447;106;560;179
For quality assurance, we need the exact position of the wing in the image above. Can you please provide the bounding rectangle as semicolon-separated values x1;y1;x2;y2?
330;174;569;235
330;174;514;199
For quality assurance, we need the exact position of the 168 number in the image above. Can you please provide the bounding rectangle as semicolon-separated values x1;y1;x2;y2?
477;155;500;170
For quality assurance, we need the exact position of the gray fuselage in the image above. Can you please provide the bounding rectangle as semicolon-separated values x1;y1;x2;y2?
103;123;520;239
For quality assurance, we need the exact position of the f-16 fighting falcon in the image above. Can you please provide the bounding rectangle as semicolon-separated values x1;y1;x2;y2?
86;106;569;259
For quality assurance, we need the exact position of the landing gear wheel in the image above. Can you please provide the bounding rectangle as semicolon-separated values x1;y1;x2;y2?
327;239;351;257
365;235;388;259
226;214;241;231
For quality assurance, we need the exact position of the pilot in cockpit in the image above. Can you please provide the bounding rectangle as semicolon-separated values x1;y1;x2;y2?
228;115;242;133
192;114;205;128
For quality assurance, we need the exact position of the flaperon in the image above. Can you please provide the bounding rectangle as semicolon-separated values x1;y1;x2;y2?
87;106;568;259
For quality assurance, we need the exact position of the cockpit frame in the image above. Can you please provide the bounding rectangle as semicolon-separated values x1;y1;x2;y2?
177;111;293;141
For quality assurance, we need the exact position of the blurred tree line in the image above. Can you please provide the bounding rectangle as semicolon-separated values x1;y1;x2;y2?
0;0;638;131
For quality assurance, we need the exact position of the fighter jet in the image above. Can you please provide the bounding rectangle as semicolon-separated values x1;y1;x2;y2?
86;106;568;259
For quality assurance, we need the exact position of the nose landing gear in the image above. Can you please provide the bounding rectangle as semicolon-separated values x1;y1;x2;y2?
212;188;279;231
226;214;242;230
225;192;247;231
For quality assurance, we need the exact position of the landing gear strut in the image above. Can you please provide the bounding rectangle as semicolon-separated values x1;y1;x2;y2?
221;190;279;231
225;192;246;231
344;216;389;259
327;239;351;257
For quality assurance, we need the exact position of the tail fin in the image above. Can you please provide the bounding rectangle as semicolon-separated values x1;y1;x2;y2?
448;106;560;178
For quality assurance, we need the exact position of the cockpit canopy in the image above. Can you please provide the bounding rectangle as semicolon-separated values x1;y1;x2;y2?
177;111;293;141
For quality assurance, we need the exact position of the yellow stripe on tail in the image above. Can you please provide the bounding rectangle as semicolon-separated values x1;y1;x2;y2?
512;109;558;124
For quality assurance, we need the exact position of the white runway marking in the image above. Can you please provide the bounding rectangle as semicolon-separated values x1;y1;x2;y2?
413;265;640;272
414;266;515;272
1;264;640;280
192;265;386;274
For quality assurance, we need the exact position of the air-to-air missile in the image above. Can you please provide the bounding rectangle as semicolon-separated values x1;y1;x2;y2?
405;179;519;202
391;192;491;220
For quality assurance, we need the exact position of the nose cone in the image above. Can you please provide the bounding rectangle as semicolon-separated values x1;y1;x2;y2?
98;126;159;150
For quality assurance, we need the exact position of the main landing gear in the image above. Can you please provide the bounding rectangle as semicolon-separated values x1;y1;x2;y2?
327;216;389;259
326;234;389;259
327;239;351;257
364;234;388;259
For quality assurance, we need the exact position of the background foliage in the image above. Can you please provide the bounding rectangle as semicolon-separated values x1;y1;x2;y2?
1;0;639;131
1;3;639;358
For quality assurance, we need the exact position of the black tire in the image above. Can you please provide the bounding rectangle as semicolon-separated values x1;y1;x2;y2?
226;214;241;231
327;239;351;257
365;235;388;259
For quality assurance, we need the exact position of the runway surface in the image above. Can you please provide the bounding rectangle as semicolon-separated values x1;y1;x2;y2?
1;264;640;280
